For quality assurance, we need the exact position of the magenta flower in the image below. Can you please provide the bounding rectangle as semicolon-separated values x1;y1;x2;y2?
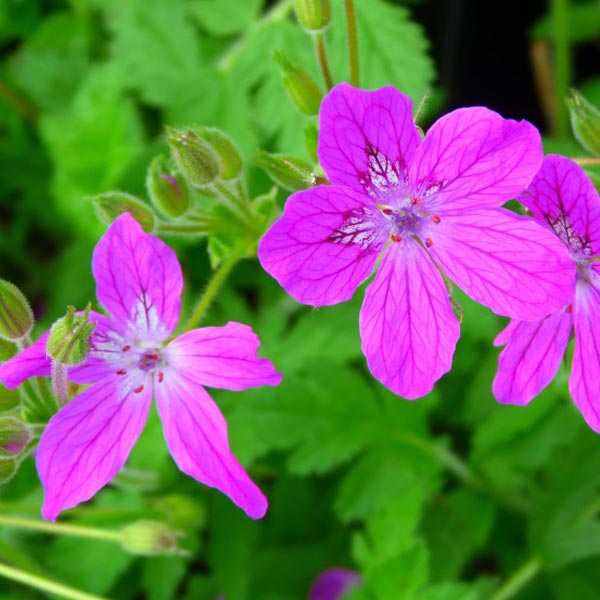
308;568;361;600
258;83;575;399
0;213;281;520
493;154;600;431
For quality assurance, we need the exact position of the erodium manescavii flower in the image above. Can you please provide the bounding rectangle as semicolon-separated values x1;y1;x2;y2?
0;213;281;520
493;155;600;431
258;83;576;399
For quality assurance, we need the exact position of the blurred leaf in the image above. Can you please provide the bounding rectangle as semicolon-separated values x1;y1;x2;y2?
40;62;144;237
8;12;92;112
189;0;264;36
530;1;600;43
142;555;189;600
107;0;200;106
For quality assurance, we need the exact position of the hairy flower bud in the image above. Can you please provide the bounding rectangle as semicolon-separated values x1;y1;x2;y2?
274;51;323;116
47;305;97;366
567;90;600;156
294;0;331;32
0;418;31;457
197;127;243;180
0;280;34;341
0;458;17;484
146;155;191;219
254;149;314;191
92;192;156;233
165;126;220;188
121;520;186;556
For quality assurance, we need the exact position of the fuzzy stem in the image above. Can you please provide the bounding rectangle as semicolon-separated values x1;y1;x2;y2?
0;514;122;543
182;244;246;332
573;157;600;166
344;0;360;86
490;556;542;600
551;0;570;138
313;32;334;90
51;361;69;406
0;562;108;600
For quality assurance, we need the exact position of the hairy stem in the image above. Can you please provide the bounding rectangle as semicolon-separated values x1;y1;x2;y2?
0;514;122;543
490;556;542;600
573;157;600;166
0;562;108;600
344;0;360;86
314;32;334;90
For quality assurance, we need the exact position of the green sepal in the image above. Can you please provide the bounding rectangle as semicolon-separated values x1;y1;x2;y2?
92;191;157;233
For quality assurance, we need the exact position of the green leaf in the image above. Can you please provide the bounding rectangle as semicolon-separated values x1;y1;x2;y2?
142;556;189;600
530;1;600;43
40;62;144;238
189;0;264;36
106;0;200;106
424;489;495;580
8;12;92;112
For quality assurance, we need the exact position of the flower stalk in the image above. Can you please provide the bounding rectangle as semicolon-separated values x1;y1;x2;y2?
344;0;360;87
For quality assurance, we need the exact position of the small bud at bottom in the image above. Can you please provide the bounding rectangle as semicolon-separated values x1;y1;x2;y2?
121;520;187;556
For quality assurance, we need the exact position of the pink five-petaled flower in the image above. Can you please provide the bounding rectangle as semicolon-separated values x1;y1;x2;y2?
0;213;281;520
493;154;600;431
258;83;576;399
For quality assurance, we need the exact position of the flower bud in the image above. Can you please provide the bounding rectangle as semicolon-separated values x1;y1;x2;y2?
146;155;191;219
165;126;220;188
0;458;17;484
92;192;156;233
47;305;97;366
0;418;31;457
294;0;331;32
154;494;207;530
197;127;243;180
274;51;323;116
121;520;187;556
0;280;34;341
567;90;600;156
254;150;314;191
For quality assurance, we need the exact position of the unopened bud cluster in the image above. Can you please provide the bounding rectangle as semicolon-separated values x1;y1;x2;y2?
274;51;323;117
165;125;242;189
294;0;331;32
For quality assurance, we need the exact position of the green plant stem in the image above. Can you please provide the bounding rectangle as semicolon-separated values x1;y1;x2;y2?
574;157;600;166
490;556;542;600
0;81;38;123
344;0;360;86
0;514;121;543
0;562;108;600
182;244;246;332
313;31;334;90
551;0;570;138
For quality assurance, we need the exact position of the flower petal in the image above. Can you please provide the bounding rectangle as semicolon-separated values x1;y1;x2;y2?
318;83;419;195
93;213;182;340
258;185;384;306
155;372;267;519
410;107;542;212
570;280;600;432
521;154;600;258
0;331;50;389
428;208;576;320
37;376;152;521
359;241;460;399
309;568;362;600
166;322;282;391
493;310;572;405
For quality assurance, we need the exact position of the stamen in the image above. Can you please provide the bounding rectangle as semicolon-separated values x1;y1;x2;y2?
133;385;144;394
116;369;127;376
431;215;441;225
411;197;423;206
391;234;402;243
122;345;131;352
376;203;393;217
158;372;164;383
425;238;433;248
566;304;573;314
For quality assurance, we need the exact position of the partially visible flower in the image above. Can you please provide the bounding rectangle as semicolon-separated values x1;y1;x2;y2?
309;568;361;600
0;213;281;520
259;83;575;399
493;155;600;431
